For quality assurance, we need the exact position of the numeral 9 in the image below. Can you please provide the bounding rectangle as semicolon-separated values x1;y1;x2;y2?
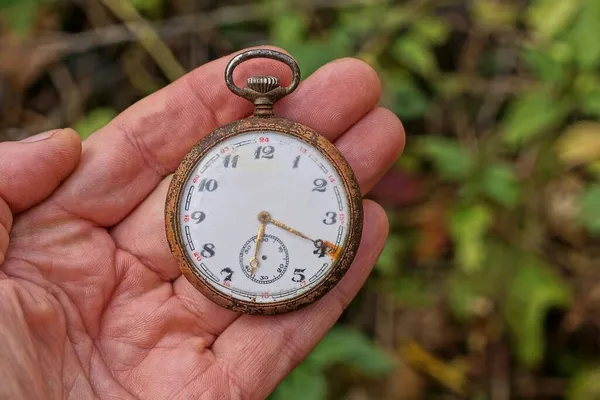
191;211;206;224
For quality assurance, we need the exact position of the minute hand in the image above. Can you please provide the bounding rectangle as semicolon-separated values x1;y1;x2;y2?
265;216;314;242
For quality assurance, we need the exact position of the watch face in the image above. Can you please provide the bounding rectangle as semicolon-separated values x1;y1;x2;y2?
175;131;351;305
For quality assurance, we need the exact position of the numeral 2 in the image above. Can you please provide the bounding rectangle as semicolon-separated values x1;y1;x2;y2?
313;179;327;192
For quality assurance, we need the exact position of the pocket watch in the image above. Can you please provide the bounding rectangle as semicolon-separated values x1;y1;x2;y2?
165;49;363;315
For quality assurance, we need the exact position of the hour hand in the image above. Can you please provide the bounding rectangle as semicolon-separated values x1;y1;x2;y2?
249;217;267;276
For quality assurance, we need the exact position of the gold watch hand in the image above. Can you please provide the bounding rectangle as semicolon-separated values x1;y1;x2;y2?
259;212;313;242
249;217;267;276
257;212;341;260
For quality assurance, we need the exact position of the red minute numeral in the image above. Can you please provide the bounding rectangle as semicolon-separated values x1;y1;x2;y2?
261;292;270;299
339;213;346;224
300;147;307;154
192;175;200;183
184;215;190;222
300;280;307;287
223;281;231;287
193;252;202;262
259;137;269;143
220;146;230;154
328;175;335;183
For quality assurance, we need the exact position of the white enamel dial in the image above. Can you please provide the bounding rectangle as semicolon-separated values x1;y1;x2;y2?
177;131;350;304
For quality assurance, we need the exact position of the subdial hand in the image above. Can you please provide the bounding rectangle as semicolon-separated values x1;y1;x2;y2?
249;217;267;276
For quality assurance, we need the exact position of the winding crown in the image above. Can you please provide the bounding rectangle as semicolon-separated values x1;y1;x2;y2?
246;75;280;93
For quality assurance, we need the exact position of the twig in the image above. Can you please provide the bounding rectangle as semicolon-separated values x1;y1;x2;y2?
2;0;370;57
100;0;186;82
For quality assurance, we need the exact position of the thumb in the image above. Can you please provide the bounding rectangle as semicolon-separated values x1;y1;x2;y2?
0;128;82;214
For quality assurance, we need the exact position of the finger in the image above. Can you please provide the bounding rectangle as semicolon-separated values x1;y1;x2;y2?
335;107;405;195
0;129;81;214
53;47;381;227
210;200;388;399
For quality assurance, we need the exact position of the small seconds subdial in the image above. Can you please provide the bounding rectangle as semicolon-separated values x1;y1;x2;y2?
240;234;290;284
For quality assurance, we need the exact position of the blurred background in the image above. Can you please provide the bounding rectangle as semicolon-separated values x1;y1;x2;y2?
1;0;600;398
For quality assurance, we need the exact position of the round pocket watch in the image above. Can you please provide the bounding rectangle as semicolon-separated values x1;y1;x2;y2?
165;49;363;315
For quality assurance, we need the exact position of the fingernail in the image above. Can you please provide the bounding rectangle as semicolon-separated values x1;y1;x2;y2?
21;129;62;143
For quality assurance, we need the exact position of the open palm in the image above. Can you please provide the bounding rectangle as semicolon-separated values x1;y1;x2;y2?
0;47;404;400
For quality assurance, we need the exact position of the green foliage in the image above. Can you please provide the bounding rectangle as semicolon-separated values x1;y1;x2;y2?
417;137;474;181
480;164;521;208
270;364;327;400
526;0;580;39
385;74;429;120
270;11;351;77
501;91;568;148
269;327;394;400
522;47;567;83
74;108;118;140
0;0;46;34
505;257;571;368
449;204;492;274
565;0;600;71
567;366;600;400
131;0;163;17
582;89;600;118
392;36;438;77
579;184;600;235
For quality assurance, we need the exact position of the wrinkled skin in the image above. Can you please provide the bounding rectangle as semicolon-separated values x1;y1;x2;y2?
0;47;404;400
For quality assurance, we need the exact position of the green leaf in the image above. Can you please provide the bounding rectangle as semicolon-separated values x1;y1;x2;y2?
308;327;394;375
521;47;566;83
418;137;475;181
579;184;600;235
582;89;600;118
567;366;600;400
411;16;450;45
392;36;438;77
2;0;39;35
505;257;571;368
481;164;521;208
449;204;492;274
394;275;434;307
501;91;567;148
73;108;118;140
472;0;517;30
386;75;429;120
526;0;580;39
269;362;327;400
448;241;518;321
0;0;40;9
270;11;307;49
376;234;405;276
131;0;163;17
566;0;600;70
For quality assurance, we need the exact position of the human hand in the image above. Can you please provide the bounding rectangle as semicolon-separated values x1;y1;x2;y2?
0;46;404;400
